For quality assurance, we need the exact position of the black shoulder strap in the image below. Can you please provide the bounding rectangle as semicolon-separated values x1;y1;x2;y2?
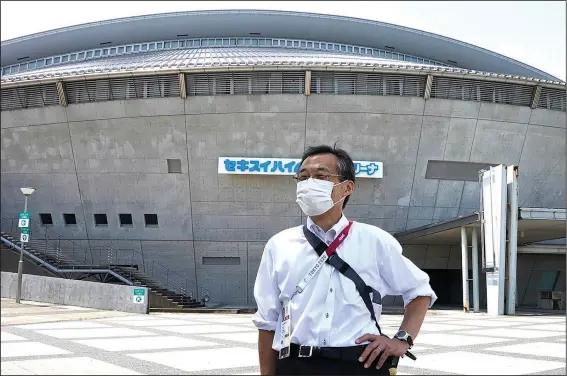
302;225;382;335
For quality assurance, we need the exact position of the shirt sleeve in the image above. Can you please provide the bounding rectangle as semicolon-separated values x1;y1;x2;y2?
377;234;438;308
252;240;282;331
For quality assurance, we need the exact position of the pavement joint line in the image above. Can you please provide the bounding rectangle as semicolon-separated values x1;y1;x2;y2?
1;299;565;375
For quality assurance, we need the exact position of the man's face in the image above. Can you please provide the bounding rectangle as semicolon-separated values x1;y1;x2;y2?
298;153;355;208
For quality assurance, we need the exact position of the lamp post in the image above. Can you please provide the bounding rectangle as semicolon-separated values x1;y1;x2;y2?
16;187;35;304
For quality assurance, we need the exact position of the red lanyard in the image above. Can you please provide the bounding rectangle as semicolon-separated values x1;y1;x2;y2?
324;221;353;256
294;221;353;295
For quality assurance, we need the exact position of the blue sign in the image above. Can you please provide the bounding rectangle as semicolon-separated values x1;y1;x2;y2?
218;157;383;178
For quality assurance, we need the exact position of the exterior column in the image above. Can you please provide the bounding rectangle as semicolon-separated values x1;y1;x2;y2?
56;81;67;107
424;74;433;100
461;226;469;312
506;166;519;315
472;227;480;313
179;73;187;99
305;70;311;96
530;85;542;109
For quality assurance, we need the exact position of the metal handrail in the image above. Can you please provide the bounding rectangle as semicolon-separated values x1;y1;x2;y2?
1;236;134;285
0;214;210;304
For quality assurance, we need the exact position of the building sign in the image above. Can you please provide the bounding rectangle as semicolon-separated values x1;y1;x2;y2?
218;157;383;178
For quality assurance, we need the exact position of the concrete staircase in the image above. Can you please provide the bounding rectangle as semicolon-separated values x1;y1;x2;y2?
0;231;204;310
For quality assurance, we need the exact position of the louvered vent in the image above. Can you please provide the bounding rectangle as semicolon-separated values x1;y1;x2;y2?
1;84;59;111
186;71;305;96
538;87;566;112
431;77;533;106
65;75;179;104
310;72;426;97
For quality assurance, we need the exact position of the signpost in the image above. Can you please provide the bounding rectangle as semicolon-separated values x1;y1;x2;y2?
20;228;29;243
132;288;146;304
19;213;30;243
16;189;35;305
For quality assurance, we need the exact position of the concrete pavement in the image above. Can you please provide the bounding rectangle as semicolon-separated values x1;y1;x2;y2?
1;298;565;375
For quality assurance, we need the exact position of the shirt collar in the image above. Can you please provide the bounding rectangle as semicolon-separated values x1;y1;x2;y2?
307;215;349;240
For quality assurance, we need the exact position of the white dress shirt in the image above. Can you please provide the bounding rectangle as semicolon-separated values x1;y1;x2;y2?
252;215;437;350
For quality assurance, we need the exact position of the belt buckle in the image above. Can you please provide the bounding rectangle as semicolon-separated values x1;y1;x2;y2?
298;345;313;358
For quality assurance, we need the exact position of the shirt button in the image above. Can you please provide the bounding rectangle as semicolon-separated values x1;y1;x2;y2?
330;288;333;292
326;313;329;318
323;340;327;345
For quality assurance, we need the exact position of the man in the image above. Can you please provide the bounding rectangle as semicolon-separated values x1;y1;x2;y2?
253;145;437;375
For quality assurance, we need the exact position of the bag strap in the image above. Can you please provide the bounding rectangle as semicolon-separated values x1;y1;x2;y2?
302;224;382;335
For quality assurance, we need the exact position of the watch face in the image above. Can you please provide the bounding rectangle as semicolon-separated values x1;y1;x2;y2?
396;331;408;339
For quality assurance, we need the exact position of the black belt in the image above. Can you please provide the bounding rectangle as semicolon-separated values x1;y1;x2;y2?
289;343;371;362
288;343;399;369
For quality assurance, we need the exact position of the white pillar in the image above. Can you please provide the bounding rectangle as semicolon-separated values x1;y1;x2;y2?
506;166;519;315
472;227;480;313
461;226;469;312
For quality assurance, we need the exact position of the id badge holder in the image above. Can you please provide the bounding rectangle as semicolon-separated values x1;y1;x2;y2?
279;300;291;359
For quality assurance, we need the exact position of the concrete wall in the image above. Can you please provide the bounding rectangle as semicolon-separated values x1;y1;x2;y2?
0;271;148;313
1;95;565;305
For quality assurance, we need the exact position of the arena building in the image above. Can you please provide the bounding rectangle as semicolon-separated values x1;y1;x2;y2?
1;10;565;309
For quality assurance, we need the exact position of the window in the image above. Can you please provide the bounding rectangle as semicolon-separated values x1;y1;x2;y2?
167;159;182;173
119;213;133;227
63;213;77;226
144;214;158;227
39;213;53;225
94;213;108;226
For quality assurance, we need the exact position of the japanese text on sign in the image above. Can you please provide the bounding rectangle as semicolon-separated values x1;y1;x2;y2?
218;157;383;178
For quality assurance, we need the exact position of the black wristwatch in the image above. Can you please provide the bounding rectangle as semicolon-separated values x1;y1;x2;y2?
394;330;414;349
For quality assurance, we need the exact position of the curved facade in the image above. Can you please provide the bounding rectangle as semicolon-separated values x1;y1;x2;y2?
1;11;565;306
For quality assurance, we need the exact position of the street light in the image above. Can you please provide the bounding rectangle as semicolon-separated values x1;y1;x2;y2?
16;187;35;304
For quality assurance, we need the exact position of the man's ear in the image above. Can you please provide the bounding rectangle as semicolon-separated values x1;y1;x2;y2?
345;180;355;196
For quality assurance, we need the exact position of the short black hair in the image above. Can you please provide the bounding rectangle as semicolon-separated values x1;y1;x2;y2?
299;143;355;208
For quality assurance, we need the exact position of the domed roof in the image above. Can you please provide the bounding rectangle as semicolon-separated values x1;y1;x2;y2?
1;10;561;82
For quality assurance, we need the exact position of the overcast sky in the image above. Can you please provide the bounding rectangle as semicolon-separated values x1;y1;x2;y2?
1;1;565;80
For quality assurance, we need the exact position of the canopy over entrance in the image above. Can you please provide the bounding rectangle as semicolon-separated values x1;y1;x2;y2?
395;208;566;247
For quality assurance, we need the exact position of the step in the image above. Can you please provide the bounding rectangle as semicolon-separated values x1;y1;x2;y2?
149;306;245;313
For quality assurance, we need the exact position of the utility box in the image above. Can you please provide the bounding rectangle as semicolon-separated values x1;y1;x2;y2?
537;291;566;310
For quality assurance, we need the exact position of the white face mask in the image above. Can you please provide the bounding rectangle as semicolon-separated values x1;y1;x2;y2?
296;178;347;217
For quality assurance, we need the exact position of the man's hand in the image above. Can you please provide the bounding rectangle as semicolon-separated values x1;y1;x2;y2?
355;334;409;369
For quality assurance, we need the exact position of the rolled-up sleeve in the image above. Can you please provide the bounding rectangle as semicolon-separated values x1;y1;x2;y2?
252;240;281;331
378;235;437;308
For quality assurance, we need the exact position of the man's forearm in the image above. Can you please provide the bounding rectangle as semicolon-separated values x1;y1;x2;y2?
258;330;278;376
399;295;431;339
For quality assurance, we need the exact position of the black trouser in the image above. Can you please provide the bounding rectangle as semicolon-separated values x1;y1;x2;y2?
275;345;393;375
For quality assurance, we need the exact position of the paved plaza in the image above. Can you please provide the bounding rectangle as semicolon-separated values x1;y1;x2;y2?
1;298;565;375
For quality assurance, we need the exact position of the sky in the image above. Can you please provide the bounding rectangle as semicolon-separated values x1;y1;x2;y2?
1;1;565;81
